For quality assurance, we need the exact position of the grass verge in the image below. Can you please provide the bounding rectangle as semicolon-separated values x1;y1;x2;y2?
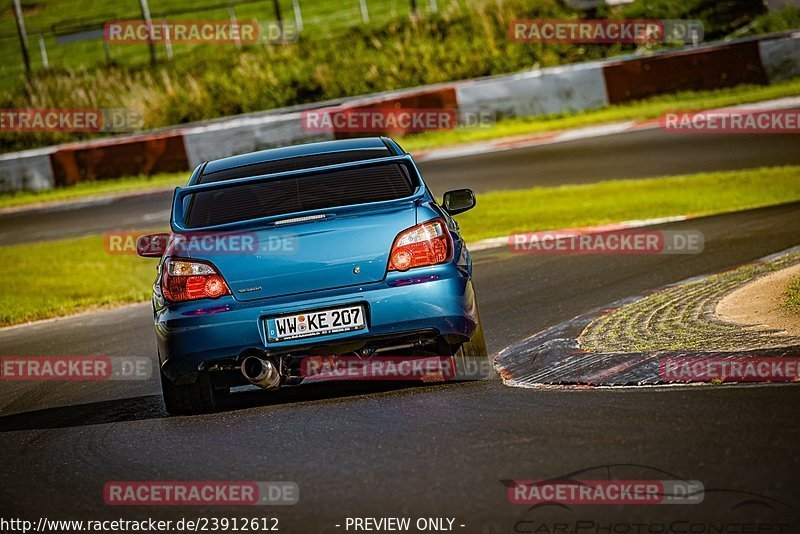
4;0;795;149
3;78;799;211
0;173;187;210
0;236;156;326
2;165;800;327
402;77;800;151
456;165;800;242
786;277;800;316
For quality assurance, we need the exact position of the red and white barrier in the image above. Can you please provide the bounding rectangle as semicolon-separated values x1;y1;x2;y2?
1;31;798;193
182;113;333;168
455;61;608;119
0;147;55;192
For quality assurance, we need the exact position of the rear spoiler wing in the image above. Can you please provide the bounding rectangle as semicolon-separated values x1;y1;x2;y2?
171;154;425;232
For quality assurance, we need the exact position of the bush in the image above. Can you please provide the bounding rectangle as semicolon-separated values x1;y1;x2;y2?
0;0;791;153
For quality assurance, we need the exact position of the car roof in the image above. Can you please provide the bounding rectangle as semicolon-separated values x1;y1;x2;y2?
198;137;401;182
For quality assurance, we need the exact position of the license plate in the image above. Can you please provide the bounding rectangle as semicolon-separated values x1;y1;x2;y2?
267;305;366;342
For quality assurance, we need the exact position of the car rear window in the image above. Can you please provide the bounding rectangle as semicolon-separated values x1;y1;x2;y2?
185;163;416;228
197;148;392;183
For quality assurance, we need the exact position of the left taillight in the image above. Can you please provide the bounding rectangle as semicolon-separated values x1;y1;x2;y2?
388;219;452;272
161;258;231;302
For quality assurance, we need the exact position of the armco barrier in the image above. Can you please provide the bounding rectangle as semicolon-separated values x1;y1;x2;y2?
0;31;798;192
455;62;608;119
0;148;55;192
49;131;189;187
759;34;800;82
603;40;768;104
182;114;333;168
332;86;459;138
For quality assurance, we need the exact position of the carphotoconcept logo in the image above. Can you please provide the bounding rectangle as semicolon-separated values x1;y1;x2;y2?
0;108;143;133
507;464;796;532
104;481;298;506
509;19;704;44
509;229;704;255
0;356;151;381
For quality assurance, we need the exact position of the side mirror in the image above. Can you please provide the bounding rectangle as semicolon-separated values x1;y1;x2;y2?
442;189;476;215
137;233;170;258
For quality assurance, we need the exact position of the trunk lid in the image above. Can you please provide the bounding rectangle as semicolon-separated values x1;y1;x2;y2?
195;202;417;300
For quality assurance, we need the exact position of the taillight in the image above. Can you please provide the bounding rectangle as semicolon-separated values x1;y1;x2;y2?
161;259;231;302
389;219;452;272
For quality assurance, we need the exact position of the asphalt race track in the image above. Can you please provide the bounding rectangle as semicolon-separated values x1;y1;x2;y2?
2;197;800;529
2;126;800;246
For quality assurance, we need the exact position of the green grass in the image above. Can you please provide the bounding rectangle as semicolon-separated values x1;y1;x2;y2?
0;172;186;209
3;79;799;210
402;77;800;151
3;165;800;327
0;235;157;326
0;0;591;151
0;0;431;85
786;277;800;315
5;0;798;153
3;0;783;88
735;7;800;37
456;166;800;242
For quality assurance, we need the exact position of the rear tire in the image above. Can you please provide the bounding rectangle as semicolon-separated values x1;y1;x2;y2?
458;318;487;357
160;370;218;415
452;317;490;380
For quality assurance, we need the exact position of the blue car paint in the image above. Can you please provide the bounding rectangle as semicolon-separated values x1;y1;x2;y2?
152;138;478;383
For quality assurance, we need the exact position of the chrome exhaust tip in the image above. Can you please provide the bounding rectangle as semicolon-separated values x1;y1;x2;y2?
241;356;281;389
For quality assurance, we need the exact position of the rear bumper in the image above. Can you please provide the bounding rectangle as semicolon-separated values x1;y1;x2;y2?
155;263;478;380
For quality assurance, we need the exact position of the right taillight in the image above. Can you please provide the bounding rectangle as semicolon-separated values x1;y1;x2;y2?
161;258;231;302
389;219;452;272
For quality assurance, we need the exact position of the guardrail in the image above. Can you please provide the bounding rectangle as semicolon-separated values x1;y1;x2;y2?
1;30;798;193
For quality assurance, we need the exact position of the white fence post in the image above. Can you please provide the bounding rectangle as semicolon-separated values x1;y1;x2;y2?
38;33;49;68
228;7;241;48
292;0;304;32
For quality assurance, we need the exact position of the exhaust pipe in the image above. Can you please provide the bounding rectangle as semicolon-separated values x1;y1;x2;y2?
241;356;282;389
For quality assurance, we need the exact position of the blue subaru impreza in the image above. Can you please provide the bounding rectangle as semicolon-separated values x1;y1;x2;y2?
139;137;486;414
